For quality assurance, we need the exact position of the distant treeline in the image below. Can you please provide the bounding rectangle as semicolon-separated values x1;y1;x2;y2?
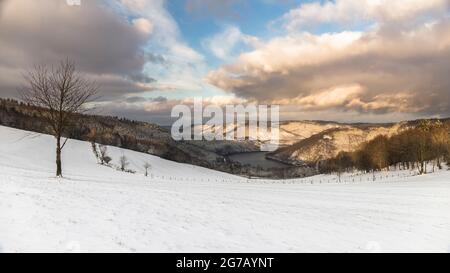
320;120;450;176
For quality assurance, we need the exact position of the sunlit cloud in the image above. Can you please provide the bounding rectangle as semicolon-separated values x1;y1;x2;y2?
206;1;450;120
1;0;449;124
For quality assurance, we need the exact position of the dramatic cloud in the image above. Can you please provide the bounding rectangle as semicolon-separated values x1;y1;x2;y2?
203;26;260;60
206;1;450;118
0;0;153;100
277;0;450;32
2;0;450;124
117;0;208;93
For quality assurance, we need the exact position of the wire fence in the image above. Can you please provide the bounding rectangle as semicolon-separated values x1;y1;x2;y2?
141;169;427;185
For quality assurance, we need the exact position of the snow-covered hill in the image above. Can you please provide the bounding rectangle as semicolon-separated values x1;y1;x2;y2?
192;120;405;165
269;123;404;164
192;120;344;146
0;125;450;252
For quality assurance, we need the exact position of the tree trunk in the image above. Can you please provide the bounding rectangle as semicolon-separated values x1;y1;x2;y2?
419;160;424;174
56;137;62;177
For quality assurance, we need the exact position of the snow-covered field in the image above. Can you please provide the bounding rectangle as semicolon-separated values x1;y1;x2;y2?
0;125;449;252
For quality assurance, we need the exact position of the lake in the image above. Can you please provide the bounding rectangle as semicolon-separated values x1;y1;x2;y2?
227;152;289;169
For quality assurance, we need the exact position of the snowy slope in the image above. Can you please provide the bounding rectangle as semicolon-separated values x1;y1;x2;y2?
1;125;450;252
0;126;240;182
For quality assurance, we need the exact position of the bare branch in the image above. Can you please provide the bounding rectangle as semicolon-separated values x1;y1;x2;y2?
20;58;100;177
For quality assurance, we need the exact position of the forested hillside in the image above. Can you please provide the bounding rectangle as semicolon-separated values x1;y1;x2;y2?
321;120;450;178
0;98;218;168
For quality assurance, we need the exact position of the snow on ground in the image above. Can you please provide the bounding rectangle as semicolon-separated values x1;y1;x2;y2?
0;125;450;252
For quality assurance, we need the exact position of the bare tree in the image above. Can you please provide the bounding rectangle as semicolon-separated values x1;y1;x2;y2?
99;145;112;165
119;155;129;172
21;59;98;177
143;162;151;177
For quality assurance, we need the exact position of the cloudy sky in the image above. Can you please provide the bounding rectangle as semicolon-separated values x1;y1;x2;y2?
0;0;449;124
